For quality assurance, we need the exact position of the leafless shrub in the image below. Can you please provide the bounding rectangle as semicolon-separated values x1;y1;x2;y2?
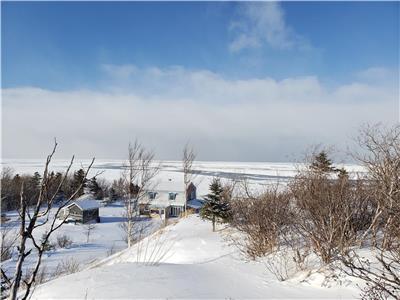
120;218;152;245
230;184;291;259
288;149;374;265
53;258;80;277
35;266;47;286
263;247;307;282
19;265;47;292
339;124;400;299
1;226;17;261
355;124;400;247
135;223;175;266
340;243;400;300
56;234;73;249
107;243;117;256
282;230;312;272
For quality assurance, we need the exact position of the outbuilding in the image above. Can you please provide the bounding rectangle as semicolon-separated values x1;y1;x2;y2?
59;199;100;224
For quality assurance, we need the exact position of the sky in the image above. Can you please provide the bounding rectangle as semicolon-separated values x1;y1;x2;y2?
1;1;399;161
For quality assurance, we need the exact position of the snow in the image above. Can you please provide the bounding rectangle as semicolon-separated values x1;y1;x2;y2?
1;202;162;284
2;159;366;298
1;159;366;197
67;199;100;211
30;215;359;299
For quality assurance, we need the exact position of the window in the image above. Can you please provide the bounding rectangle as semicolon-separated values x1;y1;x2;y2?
148;192;157;200
168;192;177;200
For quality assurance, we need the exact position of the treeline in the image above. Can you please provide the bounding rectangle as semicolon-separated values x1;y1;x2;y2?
200;124;399;299
1;168;128;212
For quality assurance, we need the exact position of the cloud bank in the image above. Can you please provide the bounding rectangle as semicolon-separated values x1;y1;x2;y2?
2;65;398;161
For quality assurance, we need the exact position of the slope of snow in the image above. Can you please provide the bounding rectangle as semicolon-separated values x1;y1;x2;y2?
31;215;359;299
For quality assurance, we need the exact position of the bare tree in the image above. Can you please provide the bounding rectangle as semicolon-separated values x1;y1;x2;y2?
2;140;94;300
122;140;159;247
182;142;196;217
84;224;96;243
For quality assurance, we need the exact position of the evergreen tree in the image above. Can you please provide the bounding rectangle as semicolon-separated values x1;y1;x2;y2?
310;151;335;174
71;169;86;198
87;177;104;200
50;172;65;202
200;178;231;231
108;187;118;202
25;172;41;204
11;174;22;203
31;172;42;188
111;178;125;200
337;167;349;181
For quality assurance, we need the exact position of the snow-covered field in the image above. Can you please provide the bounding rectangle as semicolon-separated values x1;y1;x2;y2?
1;203;162;285
1;159;365;196
30;215;359;299
2;159;366;299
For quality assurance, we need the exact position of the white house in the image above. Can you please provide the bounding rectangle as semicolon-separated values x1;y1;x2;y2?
138;182;199;219
139;190;186;218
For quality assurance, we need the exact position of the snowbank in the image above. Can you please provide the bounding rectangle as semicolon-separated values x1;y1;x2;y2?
31;215;359;299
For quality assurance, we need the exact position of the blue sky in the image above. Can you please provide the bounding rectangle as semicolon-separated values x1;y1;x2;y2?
2;1;398;89
1;2;399;161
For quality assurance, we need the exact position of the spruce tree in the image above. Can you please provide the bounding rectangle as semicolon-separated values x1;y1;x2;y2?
26;172;42;204
337;167;349;181
200;178;231;231
108;187;118;202
71;169;86;198
88;177;103;200
310;151;335;174
52;172;65;202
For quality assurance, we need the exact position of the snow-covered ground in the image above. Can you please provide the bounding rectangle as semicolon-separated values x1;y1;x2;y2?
2;159;366;298
1;159;365;196
1;202;162;283
30;215;359;299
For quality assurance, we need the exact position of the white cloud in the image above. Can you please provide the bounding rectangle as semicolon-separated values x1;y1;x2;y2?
356;67;397;82
2;65;398;161
101;64;138;79
229;2;309;52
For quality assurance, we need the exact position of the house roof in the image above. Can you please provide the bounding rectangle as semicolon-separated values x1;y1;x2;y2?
139;190;186;208
67;199;100;211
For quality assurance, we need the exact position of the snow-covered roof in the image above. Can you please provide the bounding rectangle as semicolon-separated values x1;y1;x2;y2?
139;190;186;208
67;199;100;211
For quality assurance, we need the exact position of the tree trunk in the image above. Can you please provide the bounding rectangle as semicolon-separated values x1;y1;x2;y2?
9;185;26;300
9;236;27;300
127;198;132;248
212;216;216;232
